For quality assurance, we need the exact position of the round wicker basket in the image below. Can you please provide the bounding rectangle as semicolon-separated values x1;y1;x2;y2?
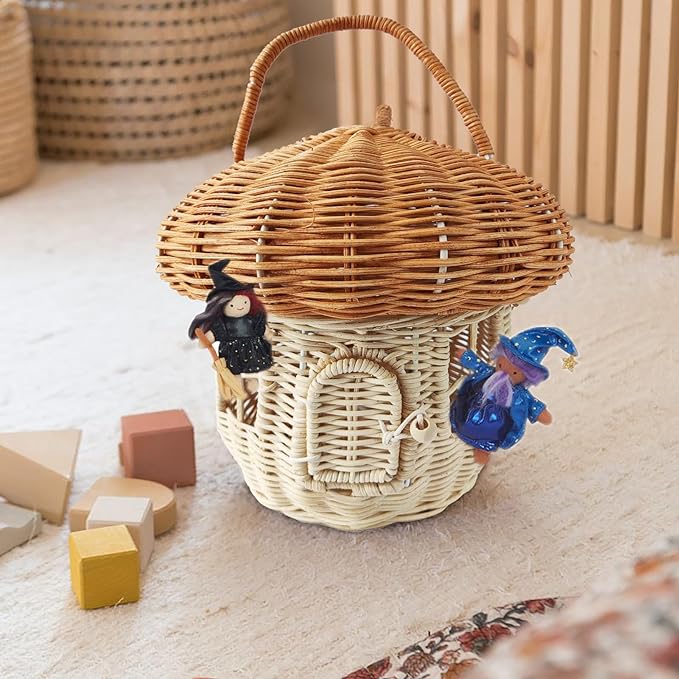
157;16;574;531
25;0;292;161
0;0;37;195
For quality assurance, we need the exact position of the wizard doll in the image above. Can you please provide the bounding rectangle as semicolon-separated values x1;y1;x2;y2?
451;327;577;465
188;259;273;375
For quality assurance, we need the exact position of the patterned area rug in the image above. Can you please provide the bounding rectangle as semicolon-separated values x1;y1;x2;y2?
342;599;564;679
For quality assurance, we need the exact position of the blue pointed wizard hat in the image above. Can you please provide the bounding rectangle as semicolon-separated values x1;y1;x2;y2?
498;326;577;381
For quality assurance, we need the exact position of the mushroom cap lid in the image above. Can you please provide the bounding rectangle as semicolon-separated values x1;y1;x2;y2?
157;111;572;320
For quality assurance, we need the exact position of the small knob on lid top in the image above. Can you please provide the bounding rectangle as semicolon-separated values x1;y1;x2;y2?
374;104;392;127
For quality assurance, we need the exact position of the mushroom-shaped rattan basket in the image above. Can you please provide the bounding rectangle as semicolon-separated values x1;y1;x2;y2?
157;16;573;531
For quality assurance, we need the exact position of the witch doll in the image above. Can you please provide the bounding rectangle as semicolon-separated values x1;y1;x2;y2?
188;259;273;376
451;327;577;465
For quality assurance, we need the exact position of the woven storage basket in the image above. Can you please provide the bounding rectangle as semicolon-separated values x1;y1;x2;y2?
0;0;37;195
157;16;574;531
25;0;292;160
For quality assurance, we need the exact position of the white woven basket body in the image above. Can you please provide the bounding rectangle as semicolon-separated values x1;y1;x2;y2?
25;0;292;160
217;306;511;531
0;0;37;195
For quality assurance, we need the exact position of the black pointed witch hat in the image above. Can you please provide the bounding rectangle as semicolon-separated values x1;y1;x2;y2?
206;259;254;301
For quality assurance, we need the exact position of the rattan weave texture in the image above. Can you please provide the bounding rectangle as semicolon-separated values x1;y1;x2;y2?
0;0;37;195
25;0;292;160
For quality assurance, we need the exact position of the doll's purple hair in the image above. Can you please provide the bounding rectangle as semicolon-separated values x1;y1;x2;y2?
492;343;546;386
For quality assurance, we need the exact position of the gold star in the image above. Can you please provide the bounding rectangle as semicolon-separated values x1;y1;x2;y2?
562;355;578;372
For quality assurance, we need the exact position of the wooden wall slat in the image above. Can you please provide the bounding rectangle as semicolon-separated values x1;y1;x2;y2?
480;0;506;161
428;0;452;144
673;115;679;242
378;0;406;129
585;0;621;224
505;0;531;172
558;0;590;216
452;0;477;152
619;0;653;229
532;0;560;190
642;0;679;239
333;0;358;126
355;0;381;126
614;0;651;230
405;0;429;136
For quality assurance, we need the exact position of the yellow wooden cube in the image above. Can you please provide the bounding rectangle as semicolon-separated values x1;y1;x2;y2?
69;525;140;609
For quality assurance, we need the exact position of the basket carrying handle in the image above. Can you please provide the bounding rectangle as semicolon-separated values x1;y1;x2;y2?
232;14;494;162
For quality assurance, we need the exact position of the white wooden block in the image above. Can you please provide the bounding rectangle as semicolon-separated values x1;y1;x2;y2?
86;496;154;571
0;503;42;556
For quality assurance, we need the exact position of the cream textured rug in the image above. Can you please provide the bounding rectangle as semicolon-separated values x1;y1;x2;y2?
1;141;678;678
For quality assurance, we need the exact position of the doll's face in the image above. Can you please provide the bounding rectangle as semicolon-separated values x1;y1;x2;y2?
223;294;251;318
496;356;526;385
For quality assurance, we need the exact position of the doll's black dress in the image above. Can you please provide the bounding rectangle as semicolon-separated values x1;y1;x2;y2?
211;313;273;374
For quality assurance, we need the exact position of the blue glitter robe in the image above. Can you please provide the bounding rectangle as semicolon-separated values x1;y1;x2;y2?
451;350;546;452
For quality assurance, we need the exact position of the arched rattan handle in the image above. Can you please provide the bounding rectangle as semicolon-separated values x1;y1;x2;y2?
232;14;494;162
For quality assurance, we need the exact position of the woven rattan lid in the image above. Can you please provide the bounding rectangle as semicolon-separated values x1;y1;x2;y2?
157;16;573;320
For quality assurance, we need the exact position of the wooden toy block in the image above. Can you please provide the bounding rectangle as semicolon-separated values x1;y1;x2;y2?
87;496;154;571
120;409;195;488
69;525;139;609
0;503;42;556
70;476;176;536
0;430;81;524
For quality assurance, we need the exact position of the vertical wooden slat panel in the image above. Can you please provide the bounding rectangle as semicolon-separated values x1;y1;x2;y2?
428;0;452;144
378;0;406;129
452;0;476;151
355;0;381;125
614;0;651;230
643;0;679;239
524;0;536;175
334;0;358;126
673;119;679;241
558;0;590;215
480;0;507;161
331;0;679;241
470;0;482;111
673;119;679;242
405;0;429;136
585;0;621;223
505;0;530;171
532;0;560;189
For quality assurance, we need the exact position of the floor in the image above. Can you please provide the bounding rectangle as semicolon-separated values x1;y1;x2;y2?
1;119;678;678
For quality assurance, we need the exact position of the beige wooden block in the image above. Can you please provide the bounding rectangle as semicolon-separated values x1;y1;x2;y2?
69;525;139;610
70;476;176;536
0;430;81;524
0;503;42;556
87;496;154;571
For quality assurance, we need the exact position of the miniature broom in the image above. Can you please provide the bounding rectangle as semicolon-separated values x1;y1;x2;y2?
194;328;247;401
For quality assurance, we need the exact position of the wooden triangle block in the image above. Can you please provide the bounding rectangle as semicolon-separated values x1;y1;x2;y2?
0;430;81;525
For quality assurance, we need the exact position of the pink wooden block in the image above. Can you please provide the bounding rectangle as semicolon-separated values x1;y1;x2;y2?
120;410;195;488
